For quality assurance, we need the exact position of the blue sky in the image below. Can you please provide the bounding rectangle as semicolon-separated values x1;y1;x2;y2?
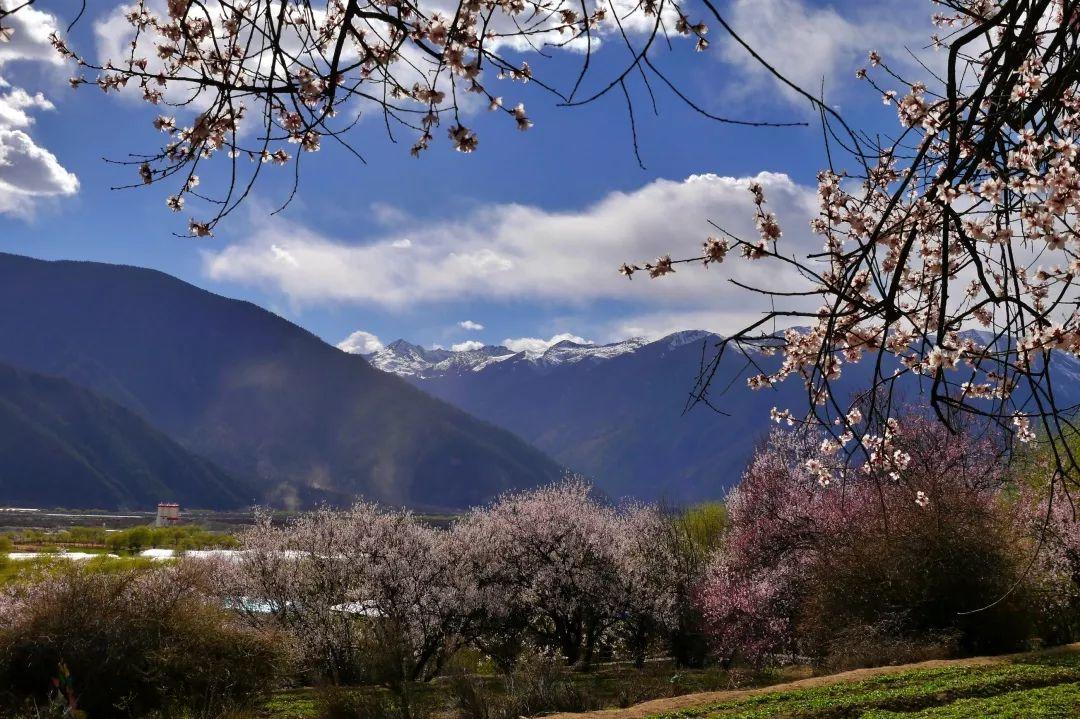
0;0;934;353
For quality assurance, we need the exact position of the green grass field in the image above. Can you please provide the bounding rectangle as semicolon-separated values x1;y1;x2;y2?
648;647;1080;719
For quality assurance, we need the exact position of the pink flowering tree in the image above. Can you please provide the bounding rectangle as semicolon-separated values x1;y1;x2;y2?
697;429;828;665
1015;464;1080;642
700;415;1044;666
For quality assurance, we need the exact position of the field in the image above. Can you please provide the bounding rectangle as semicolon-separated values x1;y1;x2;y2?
605;646;1080;719
259;647;1080;719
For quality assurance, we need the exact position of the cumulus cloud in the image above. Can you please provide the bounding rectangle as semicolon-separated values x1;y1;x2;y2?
458;320;484;331
0;4;65;68
203;171;820;339
451;340;485;352
721;0;935;105
0;128;79;211
0;88;52;128
0;5;78;217
336;330;385;354
503;333;593;354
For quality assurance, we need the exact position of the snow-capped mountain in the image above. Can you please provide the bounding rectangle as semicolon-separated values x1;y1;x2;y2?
366;336;652;378
362;331;1080;505
366;331;748;503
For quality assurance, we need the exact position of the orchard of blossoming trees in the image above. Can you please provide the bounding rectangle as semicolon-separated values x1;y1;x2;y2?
222;481;703;681
212;418;1080;680
4;427;1080;714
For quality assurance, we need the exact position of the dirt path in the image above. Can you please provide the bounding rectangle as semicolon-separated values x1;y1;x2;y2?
544;644;1080;719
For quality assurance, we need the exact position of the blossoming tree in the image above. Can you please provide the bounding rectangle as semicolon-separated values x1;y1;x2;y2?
621;0;1080;504
699;416;1046;666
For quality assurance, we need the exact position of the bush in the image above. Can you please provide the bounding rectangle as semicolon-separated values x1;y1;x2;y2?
0;561;291;718
316;687;406;719
449;652;601;719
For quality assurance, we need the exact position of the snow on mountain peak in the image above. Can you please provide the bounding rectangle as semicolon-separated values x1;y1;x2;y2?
662;330;717;350
365;332;714;378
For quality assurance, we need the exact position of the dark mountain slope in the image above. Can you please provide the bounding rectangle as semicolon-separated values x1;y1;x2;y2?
0;362;246;509
0;253;563;509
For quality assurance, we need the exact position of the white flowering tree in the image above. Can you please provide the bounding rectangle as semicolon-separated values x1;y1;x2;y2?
621;0;1080;505
230;503;465;683
222;487;688;680
454;480;626;668
613;504;690;666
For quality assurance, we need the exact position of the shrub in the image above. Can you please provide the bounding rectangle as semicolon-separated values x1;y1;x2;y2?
449;652;600;719
316;687;406;719
0;561;290;718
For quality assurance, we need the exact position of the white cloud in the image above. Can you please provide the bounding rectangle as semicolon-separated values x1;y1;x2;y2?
503;333;593;354
0;5;77;217
0;126;79;217
203;171;820;339
458;320;484;331
602;310;762;342
451;340;485;352
721;0;935;105
0;88;52;128
0;4;65;68
336;330;385;354
391;238;413;249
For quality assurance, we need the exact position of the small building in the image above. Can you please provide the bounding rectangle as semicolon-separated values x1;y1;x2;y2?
155;502;181;527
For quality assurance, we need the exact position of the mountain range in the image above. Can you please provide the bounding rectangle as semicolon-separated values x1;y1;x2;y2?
0;253;563;510
5;250;1079;511
364;331;1080;504
364;332;785;503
